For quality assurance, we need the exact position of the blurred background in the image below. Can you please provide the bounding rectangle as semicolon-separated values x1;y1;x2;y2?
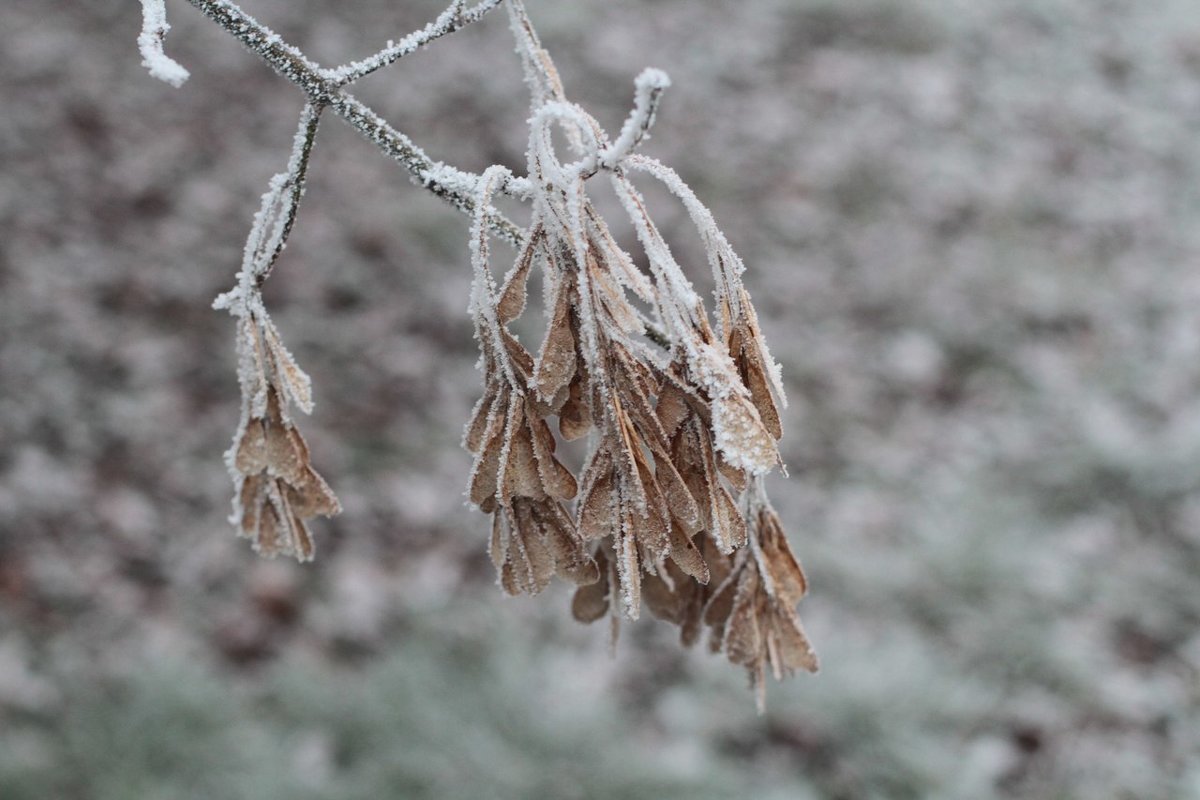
3;0;1200;797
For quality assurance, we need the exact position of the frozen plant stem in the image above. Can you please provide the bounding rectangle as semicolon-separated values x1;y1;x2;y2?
181;0;522;245
141;0;817;705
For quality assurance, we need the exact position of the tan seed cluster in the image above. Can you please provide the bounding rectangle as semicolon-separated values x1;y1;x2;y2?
462;11;820;689
226;312;340;562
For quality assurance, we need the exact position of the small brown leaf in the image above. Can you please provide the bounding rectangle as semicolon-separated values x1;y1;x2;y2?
769;606;819;674
500;329;535;383
469;445;502;507
578;449;618;541
758;509;807;605
703;564;740;630
287;466;341;518
464;382;499;454
629;446;670;560
256;497;283;558
497;225;541;324
279;491;314;562
668;524;709;583
238;474;264;535
579;473;617;541
723;567;762;666
558;372;593;440
500;561;520;596
527;414;577;500
717;454;748;494
656;382;692;440
261;318;313;414
535;501;598;585
501;404;546;500
234;420;269;474
468;393;509;507
642;571;685;623
488;511;506;570
508;502;554;594
730;319;783;441
265;420;306;483
534;281;577;402
571;550;610;622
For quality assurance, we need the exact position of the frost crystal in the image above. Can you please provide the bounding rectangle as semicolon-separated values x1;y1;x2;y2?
137;0;189;88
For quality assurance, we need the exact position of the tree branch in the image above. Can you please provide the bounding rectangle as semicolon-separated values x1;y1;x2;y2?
183;0;523;246
323;0;506;87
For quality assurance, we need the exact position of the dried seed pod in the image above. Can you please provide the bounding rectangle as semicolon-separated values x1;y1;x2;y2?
698;495;818;706
534;279;578;402
571;548;611;623
225;317;340;562
448;9;816;703
559;371;593;440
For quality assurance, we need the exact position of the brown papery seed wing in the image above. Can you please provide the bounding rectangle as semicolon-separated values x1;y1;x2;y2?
234;420;269;474
534;282;577;401
668;525;709;583
759;510;808;604
571;553;610;623
772;607;819;674
722;568;762;667
558;372;593;441
497;226;540;324
527;415;577;500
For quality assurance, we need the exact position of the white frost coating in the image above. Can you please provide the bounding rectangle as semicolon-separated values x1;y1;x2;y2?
420;162;482;198
698;345;780;474
527;101;606;191
468;165;523;391
213;104;321;319
138;0;190;87
626;154;743;304
626;154;788;408
507;0;583;155
599;68;670;170
609;174;702;331
321;0;504;86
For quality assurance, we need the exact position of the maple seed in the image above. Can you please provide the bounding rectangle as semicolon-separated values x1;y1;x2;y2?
177;0;815;706
457;0;816;704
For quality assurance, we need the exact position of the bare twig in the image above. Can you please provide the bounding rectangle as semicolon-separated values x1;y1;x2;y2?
182;0;523;245
599;68;671;170
324;0;506;87
138;0;190;87
259;102;322;284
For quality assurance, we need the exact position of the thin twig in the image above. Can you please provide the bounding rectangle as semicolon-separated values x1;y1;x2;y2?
324;0;506;87
139;0;190;87
183;0;524;246
260;102;323;283
599;68;670;170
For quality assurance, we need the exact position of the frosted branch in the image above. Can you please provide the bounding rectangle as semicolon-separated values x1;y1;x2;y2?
599;68;670;170
325;0;506;87
507;0;584;155
213;103;323;317
138;0;190;87
182;0;523;245
262;103;322;281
